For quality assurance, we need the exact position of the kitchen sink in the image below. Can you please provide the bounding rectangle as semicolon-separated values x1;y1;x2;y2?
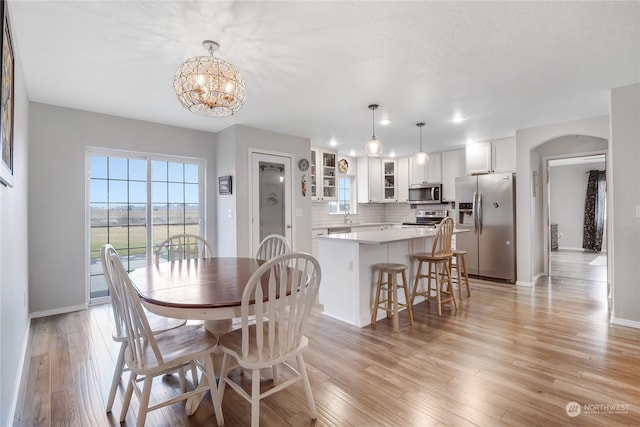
327;226;352;234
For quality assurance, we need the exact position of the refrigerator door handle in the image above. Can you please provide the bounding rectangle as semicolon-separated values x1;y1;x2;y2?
478;192;483;235
472;191;478;233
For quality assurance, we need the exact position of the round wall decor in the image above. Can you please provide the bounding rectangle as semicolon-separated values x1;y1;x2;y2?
298;158;310;171
338;158;349;173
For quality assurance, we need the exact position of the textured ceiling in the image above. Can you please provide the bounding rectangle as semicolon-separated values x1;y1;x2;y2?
9;1;640;157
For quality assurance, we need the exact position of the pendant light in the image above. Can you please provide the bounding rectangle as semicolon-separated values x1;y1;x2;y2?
414;122;429;165
364;104;383;157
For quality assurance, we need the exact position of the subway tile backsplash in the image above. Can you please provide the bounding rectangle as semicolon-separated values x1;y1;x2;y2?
311;202;454;226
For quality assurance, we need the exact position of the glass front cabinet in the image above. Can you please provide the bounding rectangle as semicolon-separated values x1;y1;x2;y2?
383;159;397;202
310;147;337;201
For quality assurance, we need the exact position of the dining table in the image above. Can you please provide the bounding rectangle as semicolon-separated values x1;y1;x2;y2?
127;256;269;414
128;256;267;336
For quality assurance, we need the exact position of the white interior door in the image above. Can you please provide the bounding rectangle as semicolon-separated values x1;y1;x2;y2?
250;152;292;255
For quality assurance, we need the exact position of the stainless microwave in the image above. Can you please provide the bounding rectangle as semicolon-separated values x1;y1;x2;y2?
408;183;442;204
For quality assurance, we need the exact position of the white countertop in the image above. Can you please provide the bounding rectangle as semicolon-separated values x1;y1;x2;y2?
312;222;396;231
317;227;467;244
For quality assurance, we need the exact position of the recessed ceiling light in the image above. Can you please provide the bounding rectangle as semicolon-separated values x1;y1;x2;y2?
389;152;396;158
451;115;467;124
379;119;391;125
349;150;356;156
329;138;338;147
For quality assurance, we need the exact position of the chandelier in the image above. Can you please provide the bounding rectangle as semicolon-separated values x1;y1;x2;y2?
414;122;429;165
173;40;246;117
364;104;383;157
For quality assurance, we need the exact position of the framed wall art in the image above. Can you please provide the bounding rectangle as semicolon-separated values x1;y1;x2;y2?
0;0;14;187
218;175;232;195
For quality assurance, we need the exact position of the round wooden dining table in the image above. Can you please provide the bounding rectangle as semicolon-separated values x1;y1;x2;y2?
128;257;271;414
128;257;267;335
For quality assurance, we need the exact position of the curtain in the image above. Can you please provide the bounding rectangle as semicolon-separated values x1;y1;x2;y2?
583;170;606;251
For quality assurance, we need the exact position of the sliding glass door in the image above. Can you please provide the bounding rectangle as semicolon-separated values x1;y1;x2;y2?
87;150;204;302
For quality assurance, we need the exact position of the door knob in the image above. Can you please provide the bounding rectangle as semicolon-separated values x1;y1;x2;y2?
286;224;292;229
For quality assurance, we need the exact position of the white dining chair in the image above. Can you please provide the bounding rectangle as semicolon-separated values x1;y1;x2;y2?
108;252;224;427
155;233;212;263
255;234;290;260
217;252;321;427
100;244;188;413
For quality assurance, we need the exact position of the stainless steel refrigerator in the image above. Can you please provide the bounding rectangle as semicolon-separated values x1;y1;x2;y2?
455;173;516;282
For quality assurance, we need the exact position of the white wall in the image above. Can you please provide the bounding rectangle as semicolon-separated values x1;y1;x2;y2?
610;83;640;325
215;125;312;257
0;13;30;424
550;161;606;250
515;116;609;285
28;103;218;316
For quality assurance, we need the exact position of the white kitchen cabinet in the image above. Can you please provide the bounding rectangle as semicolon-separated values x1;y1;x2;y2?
492;137;516;173
311;228;328;258
382;159;397;202
396;157;409;203
357;157;382;203
465;141;492;175
465;137;515;175
409;153;442;184
310;147;337;201
441;149;465;202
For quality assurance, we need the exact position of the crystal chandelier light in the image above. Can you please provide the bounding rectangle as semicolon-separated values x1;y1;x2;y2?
414;122;429;165
364;104;383;157
173;40;246;117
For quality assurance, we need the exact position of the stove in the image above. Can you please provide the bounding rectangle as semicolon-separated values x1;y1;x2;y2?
402;209;448;227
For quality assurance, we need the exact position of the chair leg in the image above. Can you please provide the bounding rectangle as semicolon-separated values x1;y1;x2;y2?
371;268;383;325
297;353;318;419
190;361;199;387
251;368;261;427
446;260;458;310
411;260;423;305
384;272;392;319
272;363;279;385
401;270;413;325
120;372;136;422
435;263;442;316
136;376;153;427
461;255;471;297
106;341;127;412
218;354;231;405
205;353;224;426
391;273;399;331
178;365;187;392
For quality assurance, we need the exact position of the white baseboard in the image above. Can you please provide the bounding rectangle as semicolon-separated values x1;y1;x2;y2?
532;273;545;282
611;317;640;329
516;280;533;287
30;303;87;319
9;317;31;426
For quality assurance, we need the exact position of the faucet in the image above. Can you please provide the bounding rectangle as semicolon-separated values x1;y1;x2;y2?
343;207;352;224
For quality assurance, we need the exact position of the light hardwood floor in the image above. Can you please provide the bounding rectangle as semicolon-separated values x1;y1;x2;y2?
550;250;607;282
14;274;640;426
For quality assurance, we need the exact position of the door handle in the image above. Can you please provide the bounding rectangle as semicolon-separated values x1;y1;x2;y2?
286;224;292;229
472;191;478;233
478;192;483;235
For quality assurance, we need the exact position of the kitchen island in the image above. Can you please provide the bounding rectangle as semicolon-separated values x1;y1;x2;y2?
317;227;466;327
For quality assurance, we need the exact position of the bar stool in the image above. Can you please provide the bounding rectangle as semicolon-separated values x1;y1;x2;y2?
450;249;471;299
371;263;413;331
410;217;457;316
